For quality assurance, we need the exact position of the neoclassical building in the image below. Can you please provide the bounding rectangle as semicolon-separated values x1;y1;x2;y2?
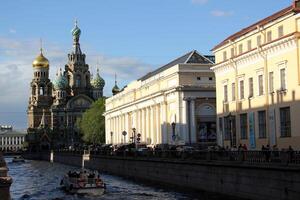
212;0;300;149
0;126;26;151
27;22;105;149
104;51;216;145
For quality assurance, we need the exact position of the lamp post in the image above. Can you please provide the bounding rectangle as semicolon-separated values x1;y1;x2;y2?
122;131;127;144
132;128;136;148
171;122;176;142
110;131;113;144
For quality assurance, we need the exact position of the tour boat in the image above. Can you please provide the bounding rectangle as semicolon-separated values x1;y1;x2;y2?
12;156;25;163
60;170;105;195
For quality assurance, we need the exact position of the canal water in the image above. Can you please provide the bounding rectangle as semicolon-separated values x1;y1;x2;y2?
5;157;228;200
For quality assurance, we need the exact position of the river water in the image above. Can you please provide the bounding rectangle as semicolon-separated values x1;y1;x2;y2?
5;157;227;200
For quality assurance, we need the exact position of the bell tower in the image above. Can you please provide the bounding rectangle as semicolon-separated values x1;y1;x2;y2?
27;45;52;129
65;20;91;97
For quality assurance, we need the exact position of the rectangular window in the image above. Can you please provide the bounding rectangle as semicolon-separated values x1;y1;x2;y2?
249;77;253;98
238;44;243;54
278;25;284;38
232;83;236;101
258;74;264;95
247;40;252;51
267;31;272;42
224;85;228;102
239;80;244;99
231;48;235;58
280;68;286;90
258;110;266;138
280;107;291;137
219;117;223;135
224;116;230;140
269;72;274;93
209;77;213;81
223;51;227;61
257;35;262;46
240;113;248;139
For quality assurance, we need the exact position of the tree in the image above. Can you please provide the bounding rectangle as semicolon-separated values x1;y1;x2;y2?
77;97;106;144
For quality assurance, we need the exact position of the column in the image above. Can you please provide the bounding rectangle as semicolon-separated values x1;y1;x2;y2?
190;98;196;143
150;106;155;144
161;102;168;144
146;107;150;144
182;99;189;143
156;104;161;144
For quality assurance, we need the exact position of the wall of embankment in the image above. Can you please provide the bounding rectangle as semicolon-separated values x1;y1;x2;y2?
23;152;300;200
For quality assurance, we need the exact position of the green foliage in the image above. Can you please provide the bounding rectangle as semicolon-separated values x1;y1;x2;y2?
77;98;106;144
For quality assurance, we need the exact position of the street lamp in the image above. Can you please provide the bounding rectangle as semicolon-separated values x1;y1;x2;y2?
171;122;176;142
122;131;127;144
110;131;113;144
132;128;136;149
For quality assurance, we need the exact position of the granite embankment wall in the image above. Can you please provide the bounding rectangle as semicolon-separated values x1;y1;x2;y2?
24;152;300;200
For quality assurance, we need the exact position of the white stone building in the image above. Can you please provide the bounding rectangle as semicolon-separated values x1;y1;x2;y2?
0;126;26;151
104;51;216;145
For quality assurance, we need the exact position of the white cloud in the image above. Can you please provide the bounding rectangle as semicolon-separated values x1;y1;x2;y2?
0;36;153;128
9;29;16;34
191;0;208;4
210;10;234;17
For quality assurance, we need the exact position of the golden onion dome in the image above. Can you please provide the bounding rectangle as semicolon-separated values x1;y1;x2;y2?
32;51;49;68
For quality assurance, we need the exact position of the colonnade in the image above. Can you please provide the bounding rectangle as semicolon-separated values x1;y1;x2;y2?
107;103;167;145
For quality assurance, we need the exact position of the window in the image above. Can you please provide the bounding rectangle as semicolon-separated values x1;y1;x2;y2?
278;25;284;38
269;72;274;93
232;83;236;101
240;113;248;139
219;117;223;135
267;31;272;42
249;77;253;98
224;116;231;140
257;35;262;46
258;110;266;138
238;44;243;54
231;48;235;58
239;80;244;100
258;75;264;95
224;85;228;102
280;68;286;90
76;74;81;87
209;77;213;81
280;107;291;137
247;40;252;51
223;51;227;61
197;77;201;80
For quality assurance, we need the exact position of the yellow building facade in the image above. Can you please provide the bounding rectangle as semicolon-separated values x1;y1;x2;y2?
212;1;300;149
104;51;216;145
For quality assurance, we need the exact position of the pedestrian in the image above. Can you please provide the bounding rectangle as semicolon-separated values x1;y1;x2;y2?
288;145;294;163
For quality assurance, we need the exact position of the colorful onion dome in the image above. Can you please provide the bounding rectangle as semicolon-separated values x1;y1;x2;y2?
91;69;105;89
53;69;67;90
71;20;81;40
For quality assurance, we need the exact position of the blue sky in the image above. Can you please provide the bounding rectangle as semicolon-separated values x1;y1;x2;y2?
0;0;292;129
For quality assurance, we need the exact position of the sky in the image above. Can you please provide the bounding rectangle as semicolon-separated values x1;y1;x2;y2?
0;0;292;129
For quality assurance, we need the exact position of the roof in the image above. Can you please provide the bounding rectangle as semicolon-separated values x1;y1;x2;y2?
212;5;298;51
139;50;214;81
0;130;27;137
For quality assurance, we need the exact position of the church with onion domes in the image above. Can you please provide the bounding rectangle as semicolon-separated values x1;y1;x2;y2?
27;21;105;150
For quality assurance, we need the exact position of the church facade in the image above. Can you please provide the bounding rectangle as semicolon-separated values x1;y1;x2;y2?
27;22;105;150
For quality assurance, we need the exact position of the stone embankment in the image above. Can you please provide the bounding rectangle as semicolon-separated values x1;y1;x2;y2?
0;152;12;200
23;151;300;200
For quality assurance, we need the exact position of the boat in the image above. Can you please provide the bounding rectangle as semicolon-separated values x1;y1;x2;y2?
60;170;105;195
12;156;25;163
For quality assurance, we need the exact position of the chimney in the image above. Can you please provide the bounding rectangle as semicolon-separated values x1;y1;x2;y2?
293;0;300;11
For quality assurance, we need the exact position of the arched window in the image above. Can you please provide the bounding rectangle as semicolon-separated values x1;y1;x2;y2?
39;86;45;95
76;74;81;87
